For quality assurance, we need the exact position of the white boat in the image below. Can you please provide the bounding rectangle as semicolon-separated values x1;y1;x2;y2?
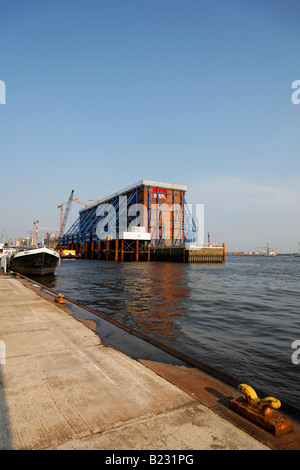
0;246;16;274
0;253;10;274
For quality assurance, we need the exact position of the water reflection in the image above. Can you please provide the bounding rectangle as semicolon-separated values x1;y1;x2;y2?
121;262;189;338
42;260;191;339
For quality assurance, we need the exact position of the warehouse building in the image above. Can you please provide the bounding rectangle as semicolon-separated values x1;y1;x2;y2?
62;180;197;248
60;180;225;263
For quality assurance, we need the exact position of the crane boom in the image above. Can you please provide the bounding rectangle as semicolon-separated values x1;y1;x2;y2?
60;190;74;237
72;198;89;207
58;193;90;236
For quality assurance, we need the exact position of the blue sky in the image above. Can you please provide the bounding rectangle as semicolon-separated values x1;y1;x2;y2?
1;0;300;252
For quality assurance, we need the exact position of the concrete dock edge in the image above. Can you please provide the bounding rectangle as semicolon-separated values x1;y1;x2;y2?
0;275;285;450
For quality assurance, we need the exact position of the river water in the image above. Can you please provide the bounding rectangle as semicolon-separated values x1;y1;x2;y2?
41;255;300;413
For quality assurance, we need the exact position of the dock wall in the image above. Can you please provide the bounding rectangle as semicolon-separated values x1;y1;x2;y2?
151;245;225;263
59;242;225;263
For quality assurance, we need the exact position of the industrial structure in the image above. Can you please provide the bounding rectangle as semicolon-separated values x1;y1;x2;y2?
27;220;59;246
58;190;89;237
59;180;224;263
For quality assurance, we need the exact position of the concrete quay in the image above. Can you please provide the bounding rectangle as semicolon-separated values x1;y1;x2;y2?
150;246;225;263
0;275;292;450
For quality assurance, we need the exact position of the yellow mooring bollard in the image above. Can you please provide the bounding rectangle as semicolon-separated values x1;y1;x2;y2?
55;293;66;304
230;383;292;436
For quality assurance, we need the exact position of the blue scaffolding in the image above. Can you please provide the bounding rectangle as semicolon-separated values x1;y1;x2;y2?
62;183;198;246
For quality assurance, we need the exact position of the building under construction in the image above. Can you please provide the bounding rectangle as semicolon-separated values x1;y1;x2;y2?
60;180;224;263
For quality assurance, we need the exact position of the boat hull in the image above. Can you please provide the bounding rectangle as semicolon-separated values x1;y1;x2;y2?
9;248;60;276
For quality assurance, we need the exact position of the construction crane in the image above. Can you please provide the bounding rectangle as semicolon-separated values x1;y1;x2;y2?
59;190;74;238
38;227;59;239
73;198;89;207
58;191;90;237
27;224;59;245
27;220;39;245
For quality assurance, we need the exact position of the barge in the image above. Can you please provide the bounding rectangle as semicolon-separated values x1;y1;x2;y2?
8;247;60;276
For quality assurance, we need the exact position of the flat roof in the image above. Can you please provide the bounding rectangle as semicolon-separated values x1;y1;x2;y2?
79;180;187;213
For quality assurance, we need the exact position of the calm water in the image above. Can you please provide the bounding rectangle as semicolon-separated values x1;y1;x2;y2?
41;255;300;412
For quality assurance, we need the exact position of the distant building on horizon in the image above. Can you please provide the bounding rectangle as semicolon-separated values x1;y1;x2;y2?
15;237;31;247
